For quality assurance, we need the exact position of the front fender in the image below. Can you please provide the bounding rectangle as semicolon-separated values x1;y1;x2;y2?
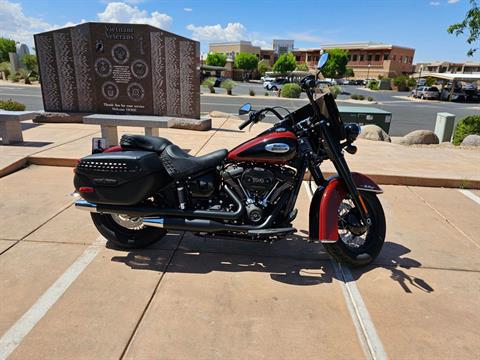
309;173;382;243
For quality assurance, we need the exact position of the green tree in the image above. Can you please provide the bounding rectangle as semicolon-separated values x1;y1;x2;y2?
344;67;354;78
320;48;349;79
272;52;296;74
234;52;259;80
257;60;271;76
0;38;16;62
295;63;309;71
21;54;38;72
448;0;480;56
205;52;227;67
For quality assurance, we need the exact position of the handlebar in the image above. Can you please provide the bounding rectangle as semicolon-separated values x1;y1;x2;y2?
238;107;285;130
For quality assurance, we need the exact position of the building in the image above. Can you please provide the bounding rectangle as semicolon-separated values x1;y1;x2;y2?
321;42;415;78
414;61;480;74
208;41;260;61
273;39;294;55
208;40;415;79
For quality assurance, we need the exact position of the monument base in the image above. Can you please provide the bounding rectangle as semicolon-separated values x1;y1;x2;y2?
33;112;91;124
168;115;211;131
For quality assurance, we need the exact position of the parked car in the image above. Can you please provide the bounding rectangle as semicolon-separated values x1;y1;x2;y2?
418;86;440;100
440;87;466;102
411;86;423;98
213;77;225;87
463;89;479;102
264;78;288;91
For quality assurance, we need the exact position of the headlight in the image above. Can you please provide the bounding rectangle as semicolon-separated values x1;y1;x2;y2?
344;123;361;143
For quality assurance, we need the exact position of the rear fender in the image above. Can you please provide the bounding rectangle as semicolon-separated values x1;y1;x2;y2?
309;173;382;243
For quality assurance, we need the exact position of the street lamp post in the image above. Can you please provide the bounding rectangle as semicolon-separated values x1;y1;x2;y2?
367;63;371;80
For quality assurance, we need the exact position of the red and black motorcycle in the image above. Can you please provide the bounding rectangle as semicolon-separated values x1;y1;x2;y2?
74;53;386;267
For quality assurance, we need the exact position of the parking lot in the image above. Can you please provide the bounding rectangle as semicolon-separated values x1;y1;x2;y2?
1;164;479;359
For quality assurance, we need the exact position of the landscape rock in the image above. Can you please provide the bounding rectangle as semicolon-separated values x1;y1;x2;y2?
358;124;391;142
33;112;88;123
168;116;212;131
209;111;232;118
397;130;439;145
460;134;480;146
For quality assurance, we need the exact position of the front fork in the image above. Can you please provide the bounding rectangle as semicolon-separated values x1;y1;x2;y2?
309;132;372;229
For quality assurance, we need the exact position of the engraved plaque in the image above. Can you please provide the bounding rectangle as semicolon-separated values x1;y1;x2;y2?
34;22;200;118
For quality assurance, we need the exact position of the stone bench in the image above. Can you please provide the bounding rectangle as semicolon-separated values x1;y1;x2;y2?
83;114;212;147
0;110;37;145
83;114;174;147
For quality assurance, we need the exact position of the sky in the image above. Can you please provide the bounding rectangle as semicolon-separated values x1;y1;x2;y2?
0;0;476;63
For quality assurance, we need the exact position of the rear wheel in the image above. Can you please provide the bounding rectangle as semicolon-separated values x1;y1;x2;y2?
323;191;386;267
271;86;278;91
91;213;167;249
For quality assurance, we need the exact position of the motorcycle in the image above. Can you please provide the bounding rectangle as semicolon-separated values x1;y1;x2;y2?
74;53;386;267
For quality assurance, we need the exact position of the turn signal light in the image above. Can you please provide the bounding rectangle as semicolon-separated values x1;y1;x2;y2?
79;187;95;193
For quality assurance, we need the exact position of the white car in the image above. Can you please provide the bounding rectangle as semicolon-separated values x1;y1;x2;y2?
262;77;276;87
264;78;288;91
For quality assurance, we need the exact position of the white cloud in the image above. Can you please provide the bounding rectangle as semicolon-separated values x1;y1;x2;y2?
97;2;172;29
183;7;193;12
0;0;173;49
447;0;461;3
0;0;51;45
186;22;247;42
429;1;440;5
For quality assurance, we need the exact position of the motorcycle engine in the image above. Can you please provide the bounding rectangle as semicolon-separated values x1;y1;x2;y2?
222;165;296;224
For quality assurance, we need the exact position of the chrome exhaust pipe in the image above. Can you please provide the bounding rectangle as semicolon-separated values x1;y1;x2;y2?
75;199;98;212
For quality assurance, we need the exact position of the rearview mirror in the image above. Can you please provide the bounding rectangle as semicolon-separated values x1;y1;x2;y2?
317;53;329;70
239;103;252;115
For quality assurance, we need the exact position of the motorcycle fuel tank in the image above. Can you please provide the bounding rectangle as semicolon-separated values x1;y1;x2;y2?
227;131;297;164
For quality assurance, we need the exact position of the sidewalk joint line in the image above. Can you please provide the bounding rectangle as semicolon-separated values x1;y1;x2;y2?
0;241;20;257
0;236;106;360
458;189;480;206
408;187;480;249
303;182;387;360
193;116;230;156
119;233;185;360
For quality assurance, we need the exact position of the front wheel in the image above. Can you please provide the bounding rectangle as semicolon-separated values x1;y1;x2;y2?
91;213;167;249
323;191;386;267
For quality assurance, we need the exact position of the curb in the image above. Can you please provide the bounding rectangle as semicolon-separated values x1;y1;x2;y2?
3;156;478;190
303;171;480;190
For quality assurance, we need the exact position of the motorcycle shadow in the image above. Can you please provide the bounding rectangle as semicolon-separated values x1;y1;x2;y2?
111;235;433;291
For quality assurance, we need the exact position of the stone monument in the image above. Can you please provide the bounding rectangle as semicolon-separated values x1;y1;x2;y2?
34;22;200;119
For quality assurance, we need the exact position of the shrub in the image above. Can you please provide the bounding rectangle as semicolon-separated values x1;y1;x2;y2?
249;89;255;96
18;69;31;84
358;94;365;100
351;94;359;100
0;99;26;111
367;96;374;101
201;77;216;93
407;77;416;88
452;115;480;145
264;92;269;96
220;79;235;95
0;61;11;77
329;85;341;99
281;83;302;98
425;77;436;87
393;75;409;91
368;80;379;90
8;72;19;82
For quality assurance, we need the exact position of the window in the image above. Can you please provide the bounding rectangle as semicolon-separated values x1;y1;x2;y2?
348;54;351;61
263;54;270;60
367;54;372;62
384;53;389;61
403;56;407;64
374;54;380;61
296;56;300;61
360;54;364;61
353;54;358;61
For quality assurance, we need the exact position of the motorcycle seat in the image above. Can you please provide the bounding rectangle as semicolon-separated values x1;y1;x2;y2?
161;144;228;179
120;134;172;154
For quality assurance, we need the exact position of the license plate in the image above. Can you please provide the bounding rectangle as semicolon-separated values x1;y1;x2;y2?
92;137;106;153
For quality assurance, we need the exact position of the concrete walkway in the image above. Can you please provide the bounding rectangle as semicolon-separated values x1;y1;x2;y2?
0;166;479;359
1;115;478;188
